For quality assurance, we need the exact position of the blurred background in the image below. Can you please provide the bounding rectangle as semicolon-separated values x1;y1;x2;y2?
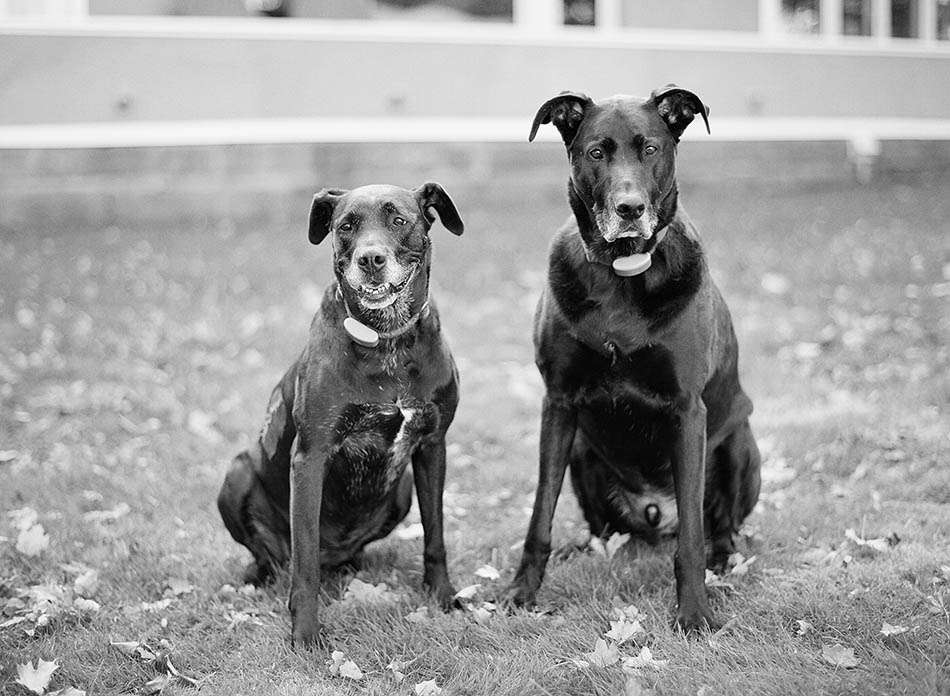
1;0;950;231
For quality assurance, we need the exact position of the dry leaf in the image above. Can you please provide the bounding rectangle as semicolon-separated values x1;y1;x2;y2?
342;578;398;604
405;606;429;623
82;503;130;523
585;638;620;668
387;658;413;683
795;619;813;636
73;570;99;598
414;679;442;695
394;522;425;540
72;597;100;613
605;617;644;645
590;532;631;560
844;528;890;553
621;646;668;673
16;524;50;556
474;564;501;581
880;622;909;636
16;659;58;695
821;643;860;669
164;578;194;597
453;584;481;600
728;553;757;577
8;507;38;530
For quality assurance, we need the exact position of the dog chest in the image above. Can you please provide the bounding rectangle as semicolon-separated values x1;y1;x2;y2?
323;399;437;508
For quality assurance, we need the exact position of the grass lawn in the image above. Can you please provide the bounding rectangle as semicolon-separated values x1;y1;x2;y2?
1;168;949;696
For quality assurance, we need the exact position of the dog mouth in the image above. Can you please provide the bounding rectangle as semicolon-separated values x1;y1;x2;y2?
351;264;417;309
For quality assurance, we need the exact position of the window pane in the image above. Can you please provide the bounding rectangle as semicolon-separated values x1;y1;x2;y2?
782;0;820;33
891;0;918;37
842;0;872;35
564;0;595;26
621;0;758;31
939;0;950;39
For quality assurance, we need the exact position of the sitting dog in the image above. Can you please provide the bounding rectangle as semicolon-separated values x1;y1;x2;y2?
217;183;464;646
506;86;761;631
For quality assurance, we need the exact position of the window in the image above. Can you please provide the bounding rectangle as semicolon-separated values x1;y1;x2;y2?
842;0;872;35
563;0;595;26
939;0;950;39
891;0;919;37
782;0;820;33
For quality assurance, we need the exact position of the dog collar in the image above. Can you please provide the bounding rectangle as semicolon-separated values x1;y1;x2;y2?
337;286;430;349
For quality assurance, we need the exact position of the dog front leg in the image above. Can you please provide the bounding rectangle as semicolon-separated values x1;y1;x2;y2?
506;396;577;608
412;436;457;608
288;437;325;648
671;395;718;632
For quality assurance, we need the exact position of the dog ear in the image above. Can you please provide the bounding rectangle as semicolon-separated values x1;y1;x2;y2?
308;188;347;245
529;91;594;147
414;182;464;236
651;84;710;142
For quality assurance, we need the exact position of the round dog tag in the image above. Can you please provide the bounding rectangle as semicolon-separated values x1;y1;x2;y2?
612;253;652;277
343;317;380;348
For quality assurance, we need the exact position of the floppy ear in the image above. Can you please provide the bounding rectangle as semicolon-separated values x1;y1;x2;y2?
414;182;464;236
651;84;710;142
528;91;594;147
308;188;347;245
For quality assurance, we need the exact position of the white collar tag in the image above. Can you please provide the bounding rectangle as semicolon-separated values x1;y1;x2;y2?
610;226;668;277
343;317;380;348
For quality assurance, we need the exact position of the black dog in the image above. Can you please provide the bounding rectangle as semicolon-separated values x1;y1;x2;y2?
217;183;464;646
506;86;761;631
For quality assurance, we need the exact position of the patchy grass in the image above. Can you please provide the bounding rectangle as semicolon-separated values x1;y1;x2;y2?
1;170;949;695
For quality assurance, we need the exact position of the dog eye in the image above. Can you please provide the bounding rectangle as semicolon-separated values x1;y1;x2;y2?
339;222;353;232
587;147;604;160
644;145;658;156
392;217;407;226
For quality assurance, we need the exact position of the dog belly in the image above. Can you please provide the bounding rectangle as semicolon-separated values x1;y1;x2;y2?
571;416;678;541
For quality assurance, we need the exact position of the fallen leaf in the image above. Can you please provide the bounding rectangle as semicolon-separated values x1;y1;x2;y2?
821;643;860;669
728;553;757;577
110;640;157;662
142;674;173;695
795;619;813;636
605;617;644;645
761;272;791;295
599;532;631;559
394;522;425;540
880;622;909;636
704;570;735;592
585;638;620;668
342;578;398;604
82;503;130;523
414;679;442;695
8;507;38;530
405;606;429;623
610;604;644;623
474;564;501;581
73;570;99;598
0;449;19;463
164;578;194;597
72;598;100;613
453;584;481;600
16;659;58;695
844;528;891;553
16;524;50;556
621;646;668;673
387;658;414;683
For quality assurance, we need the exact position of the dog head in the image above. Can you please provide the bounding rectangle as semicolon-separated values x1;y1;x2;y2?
529;85;709;264
307;183;463;311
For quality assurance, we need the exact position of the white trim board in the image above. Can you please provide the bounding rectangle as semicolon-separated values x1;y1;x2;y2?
2;117;950;149
1;16;949;58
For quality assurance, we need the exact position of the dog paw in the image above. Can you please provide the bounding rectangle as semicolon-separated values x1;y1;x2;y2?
674;605;721;634
291;618;325;650
501;581;538;610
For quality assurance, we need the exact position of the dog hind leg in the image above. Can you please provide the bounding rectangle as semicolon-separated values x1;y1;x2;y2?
704;420;761;572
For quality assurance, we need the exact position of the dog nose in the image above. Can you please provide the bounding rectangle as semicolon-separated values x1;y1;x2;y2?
356;248;388;272
616;197;646;220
